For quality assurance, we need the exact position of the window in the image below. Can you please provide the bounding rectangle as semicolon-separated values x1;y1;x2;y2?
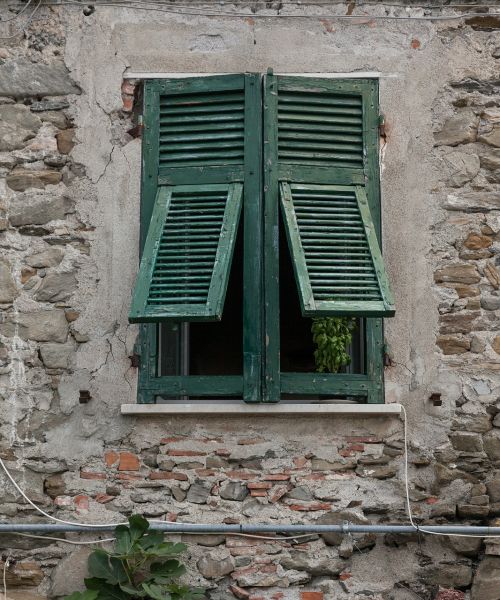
129;72;394;405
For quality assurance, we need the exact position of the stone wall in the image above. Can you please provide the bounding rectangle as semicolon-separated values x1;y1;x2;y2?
0;2;500;600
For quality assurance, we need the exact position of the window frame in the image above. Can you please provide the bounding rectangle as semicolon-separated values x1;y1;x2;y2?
135;74;386;405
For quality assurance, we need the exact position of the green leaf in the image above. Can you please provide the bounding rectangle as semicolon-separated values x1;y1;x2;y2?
142;582;172;600
138;531;165;550
64;592;99;600
148;560;186;580
119;583;148;597
114;525;133;555
128;514;150;541
87;550;128;585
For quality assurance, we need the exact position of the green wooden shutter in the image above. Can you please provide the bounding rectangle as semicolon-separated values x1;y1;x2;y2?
271;75;394;318
130;75;247;322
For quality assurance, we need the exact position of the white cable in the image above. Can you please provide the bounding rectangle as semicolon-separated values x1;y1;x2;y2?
2;557;8;600
400;404;500;539
0;0;34;23
39;1;500;21
1;406;499;540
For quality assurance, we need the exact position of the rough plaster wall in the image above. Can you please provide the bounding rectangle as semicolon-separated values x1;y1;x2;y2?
0;3;499;600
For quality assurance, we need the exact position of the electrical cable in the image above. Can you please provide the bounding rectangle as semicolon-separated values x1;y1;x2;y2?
1;404;500;543
0;0;42;40
2;557;8;600
0;0;34;23
36;1;500;20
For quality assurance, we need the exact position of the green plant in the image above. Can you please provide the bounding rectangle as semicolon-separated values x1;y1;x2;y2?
64;515;205;600
311;316;356;373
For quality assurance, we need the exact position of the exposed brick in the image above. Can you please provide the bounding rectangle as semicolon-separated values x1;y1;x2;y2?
104;450;119;467
216;448;231;457
263;474;291;481
247;482;272;489
411;38;421;49
80;470;106;480
238;438;265;445
301;593;324;600
270;485;289;503
160;436;186;444
293;457;309;468
250;490;268;497
288;502;331;511
121;80;136;95
195;469;216;477
122;94;134;112
149;471;188;481
95;493;114;504
74;494;89;511
118;452;140;471
339;571;352;581
229;586;251;600
167;449;208;456
227;471;257;480
54;496;72;506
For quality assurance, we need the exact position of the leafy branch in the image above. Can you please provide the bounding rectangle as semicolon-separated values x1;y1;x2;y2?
65;515;205;600
311;316;356;373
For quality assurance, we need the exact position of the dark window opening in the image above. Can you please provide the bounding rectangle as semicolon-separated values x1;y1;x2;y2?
157;218;244;381
279;216;365;376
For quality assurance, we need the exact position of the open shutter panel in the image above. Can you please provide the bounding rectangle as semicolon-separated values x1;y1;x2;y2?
273;75;394;318
280;183;394;317
130;75;246;322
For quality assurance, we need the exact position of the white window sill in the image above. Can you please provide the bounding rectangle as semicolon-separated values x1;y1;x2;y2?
121;402;402;416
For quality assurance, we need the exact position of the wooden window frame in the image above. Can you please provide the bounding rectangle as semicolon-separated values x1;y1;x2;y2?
135;74;386;405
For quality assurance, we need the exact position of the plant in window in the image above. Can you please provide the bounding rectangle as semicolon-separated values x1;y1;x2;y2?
64;515;205;600
311;316;356;374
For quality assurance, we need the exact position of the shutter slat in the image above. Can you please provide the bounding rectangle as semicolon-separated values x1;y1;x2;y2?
280;182;394;317
129;183;243;322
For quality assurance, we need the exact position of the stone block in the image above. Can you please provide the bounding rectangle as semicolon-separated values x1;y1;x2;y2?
39;341;74;369
471;556;500;600
484;431;500;461
197;550;234;579
434;109;478;146
9;191;73;226
437;336;470;355
220;481;249;501
0;259;18;303
0;310;68;342
0;104;41;151
449;432;483;453
26;247;65;268
444;151;480;186
6;168;62;191
0;59;80;98
434;264;481;284
34;270;77;302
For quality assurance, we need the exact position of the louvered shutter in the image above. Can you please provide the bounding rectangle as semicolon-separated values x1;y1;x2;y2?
130;75;247;322
270;75;394;318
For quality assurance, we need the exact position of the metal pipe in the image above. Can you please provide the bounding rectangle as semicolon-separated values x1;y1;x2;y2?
0;523;499;535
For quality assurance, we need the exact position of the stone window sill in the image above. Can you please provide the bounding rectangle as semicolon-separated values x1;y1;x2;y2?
121;403;402;416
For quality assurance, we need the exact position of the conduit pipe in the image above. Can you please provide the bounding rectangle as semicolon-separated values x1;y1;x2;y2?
0;523;499;535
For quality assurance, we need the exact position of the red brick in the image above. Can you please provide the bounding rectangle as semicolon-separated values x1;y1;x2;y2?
300;473;326;481
104;450;119;467
196;469;216;477
121;80;135;95
54;496;71;506
247;482;272;489
435;590;465;600
149;471;188;481
339;571;352;581
80;470;106;480
118;452;140;471
301;593;324;600
346;444;364;452
74;495;89;511
229;586;250;600
227;471;256;480
263;474;290;481
122;95;134;112
293;457;308;468
237;438;264;445
289;503;331;511
95;493;114;504
250;490;268;497
270;485;289;503
426;496;439;504
160;436;186;444
167;449;207;457
411;38;421;49
216;448;231;457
